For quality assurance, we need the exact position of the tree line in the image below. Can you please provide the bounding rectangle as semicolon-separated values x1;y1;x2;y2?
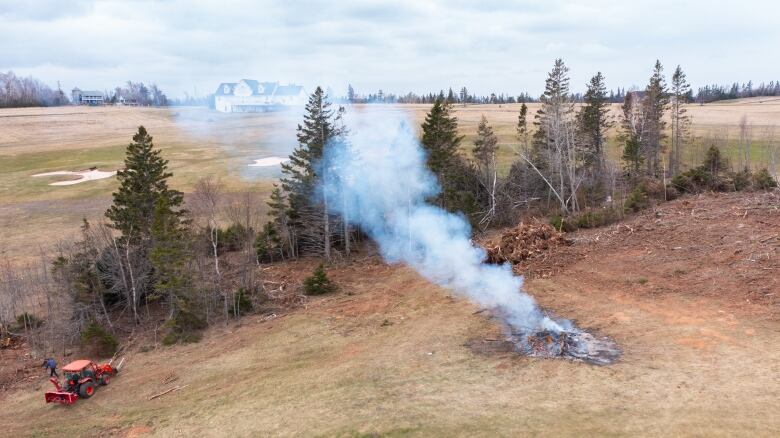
696;80;780;104
0;71;68;108
0;71;168;108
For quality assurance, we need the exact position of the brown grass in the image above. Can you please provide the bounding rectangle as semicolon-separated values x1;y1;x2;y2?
2;192;779;436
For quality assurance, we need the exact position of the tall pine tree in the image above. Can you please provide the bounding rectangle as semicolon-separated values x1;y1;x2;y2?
669;65;691;176
420;96;465;211
280;87;344;260
472;115;499;227
106;126;183;243
577;72;612;171
642;60;669;176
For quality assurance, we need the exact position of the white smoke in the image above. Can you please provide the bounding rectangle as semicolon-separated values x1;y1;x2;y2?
319;108;565;333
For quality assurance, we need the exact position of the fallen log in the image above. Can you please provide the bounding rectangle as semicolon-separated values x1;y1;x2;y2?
149;384;189;400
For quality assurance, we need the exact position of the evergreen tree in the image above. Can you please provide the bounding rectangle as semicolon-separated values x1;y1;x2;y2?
150;197;204;343
266;184;291;258
446;87;456;103
516;102;530;155
459;86;469;103
280;87;344;259
642;60;669;176
472;115;499;227
531;58;580;213
620;93;643;178
303;263;336;295
669;65;692;176
421;96;463;179
577;72;612;170
105;126;183;243
473;115;498;166
347;84;355;103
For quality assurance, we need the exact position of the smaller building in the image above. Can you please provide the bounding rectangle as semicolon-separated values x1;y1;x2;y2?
72;88;104;105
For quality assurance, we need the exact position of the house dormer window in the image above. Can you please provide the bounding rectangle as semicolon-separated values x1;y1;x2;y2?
223;84;231;94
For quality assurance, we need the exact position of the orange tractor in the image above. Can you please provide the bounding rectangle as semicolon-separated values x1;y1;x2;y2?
45;358;122;405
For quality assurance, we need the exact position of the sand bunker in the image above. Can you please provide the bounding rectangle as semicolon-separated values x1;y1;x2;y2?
33;169;117;186
249;156;289;167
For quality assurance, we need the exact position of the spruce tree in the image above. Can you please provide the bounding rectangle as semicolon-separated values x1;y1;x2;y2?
620;93;643;178
280;87;343;259
106;126;183;243
516;102;529;154
150;197;203;343
642;60;670;176
473;115;498;165
577;72;612;171
532;58;579;213
472;115;499;227
421;96;463;181
669;65;692;176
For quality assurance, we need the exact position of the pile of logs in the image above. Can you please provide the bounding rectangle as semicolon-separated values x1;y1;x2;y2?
485;221;569;264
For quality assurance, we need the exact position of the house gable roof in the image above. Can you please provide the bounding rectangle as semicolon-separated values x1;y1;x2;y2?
215;80;304;98
215;82;238;96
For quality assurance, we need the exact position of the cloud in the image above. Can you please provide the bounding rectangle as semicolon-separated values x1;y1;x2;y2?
0;0;776;98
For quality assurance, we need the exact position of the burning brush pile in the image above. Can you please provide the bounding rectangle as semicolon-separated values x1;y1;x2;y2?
485;221;570;264
507;327;621;366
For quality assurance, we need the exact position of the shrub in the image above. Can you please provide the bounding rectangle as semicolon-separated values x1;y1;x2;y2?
162;302;207;345
14;312;42;330
255;222;282;263
732;169;752;191
303;263;337;296
549;207;621;232
752;168;778;190
624;186;650;212
81;321;118;356
575;208;621;229
217;223;252;253
230;288;253;316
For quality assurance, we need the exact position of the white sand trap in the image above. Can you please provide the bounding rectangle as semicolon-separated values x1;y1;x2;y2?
33;169;117;186
249;156;289;167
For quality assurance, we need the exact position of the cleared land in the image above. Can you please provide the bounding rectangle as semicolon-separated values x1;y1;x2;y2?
1;191;778;436
2;100;779;265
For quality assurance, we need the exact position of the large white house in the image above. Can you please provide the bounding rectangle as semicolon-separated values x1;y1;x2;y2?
71;88;104;105
214;79;306;112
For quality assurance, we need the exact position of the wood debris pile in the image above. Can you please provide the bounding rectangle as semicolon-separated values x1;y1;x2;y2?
485;222;570;264
0;324;22;349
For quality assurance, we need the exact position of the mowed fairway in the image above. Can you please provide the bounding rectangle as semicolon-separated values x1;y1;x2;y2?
2;100;780;264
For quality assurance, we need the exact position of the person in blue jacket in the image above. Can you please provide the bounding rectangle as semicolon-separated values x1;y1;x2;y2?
42;358;59;378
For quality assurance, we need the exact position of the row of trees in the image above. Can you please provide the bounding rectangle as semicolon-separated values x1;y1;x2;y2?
346;84;538;104
107;81;168;106
696;80;780;104
0;71;68;107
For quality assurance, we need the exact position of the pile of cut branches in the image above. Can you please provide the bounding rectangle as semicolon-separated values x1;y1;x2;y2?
485;221;570;264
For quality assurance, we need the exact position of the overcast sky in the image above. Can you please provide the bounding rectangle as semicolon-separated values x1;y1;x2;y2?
1;0;777;98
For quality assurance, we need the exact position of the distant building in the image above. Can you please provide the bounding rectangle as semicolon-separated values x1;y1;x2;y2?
214;79;306;113
71;88;104;105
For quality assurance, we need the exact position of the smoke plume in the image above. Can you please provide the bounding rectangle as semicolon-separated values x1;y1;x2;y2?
320;109;565;333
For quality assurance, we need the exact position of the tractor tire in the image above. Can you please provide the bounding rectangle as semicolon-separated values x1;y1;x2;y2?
79;381;96;398
99;374;110;386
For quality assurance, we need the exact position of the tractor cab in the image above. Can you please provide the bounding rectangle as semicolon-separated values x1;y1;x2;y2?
60;360;98;399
